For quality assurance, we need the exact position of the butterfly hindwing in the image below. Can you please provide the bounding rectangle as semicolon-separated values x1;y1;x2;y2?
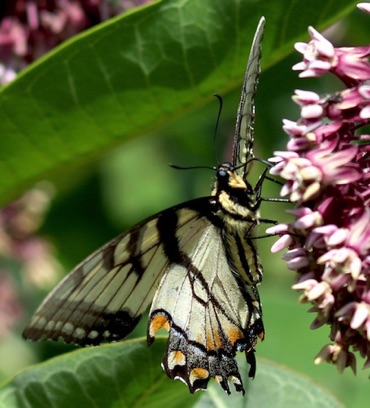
148;212;263;392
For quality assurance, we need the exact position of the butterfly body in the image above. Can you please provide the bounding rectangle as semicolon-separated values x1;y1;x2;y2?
23;17;266;395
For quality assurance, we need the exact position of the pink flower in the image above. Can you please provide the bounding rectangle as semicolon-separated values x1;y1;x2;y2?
270;6;370;375
293;27;336;78
293;25;370;87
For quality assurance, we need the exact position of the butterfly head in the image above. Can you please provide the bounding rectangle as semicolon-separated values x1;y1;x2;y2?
211;162;260;219
218;163;246;188
214;162;253;194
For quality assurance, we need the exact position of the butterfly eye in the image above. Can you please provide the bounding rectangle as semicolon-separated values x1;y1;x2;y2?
218;169;228;178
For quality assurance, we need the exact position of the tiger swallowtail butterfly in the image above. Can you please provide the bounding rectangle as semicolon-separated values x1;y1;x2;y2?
23;17;266;395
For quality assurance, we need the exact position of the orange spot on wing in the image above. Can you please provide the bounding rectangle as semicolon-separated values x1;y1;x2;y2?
149;314;170;337
227;327;244;346
189;367;209;384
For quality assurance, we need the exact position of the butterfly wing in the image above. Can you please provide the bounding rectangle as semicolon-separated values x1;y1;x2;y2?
233;17;265;177
23;199;209;345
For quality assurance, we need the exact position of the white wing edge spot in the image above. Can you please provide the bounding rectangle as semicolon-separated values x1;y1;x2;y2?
88;330;99;339
73;327;86;339
62;322;74;335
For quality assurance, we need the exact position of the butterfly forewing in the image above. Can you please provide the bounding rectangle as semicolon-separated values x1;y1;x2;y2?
233;17;265;178
23;17;266;396
23;205;201;345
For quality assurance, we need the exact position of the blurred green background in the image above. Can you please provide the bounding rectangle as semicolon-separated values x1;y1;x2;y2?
1;4;370;408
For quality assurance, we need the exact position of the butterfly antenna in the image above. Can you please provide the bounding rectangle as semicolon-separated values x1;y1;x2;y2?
169;163;213;171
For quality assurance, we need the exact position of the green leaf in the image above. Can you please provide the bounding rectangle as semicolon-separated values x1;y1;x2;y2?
0;338;199;408
0;0;358;204
0;338;343;407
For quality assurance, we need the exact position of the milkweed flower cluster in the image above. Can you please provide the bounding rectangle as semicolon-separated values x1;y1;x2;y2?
268;4;370;374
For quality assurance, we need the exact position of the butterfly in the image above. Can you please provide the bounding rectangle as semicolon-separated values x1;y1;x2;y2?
23;17;266;395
